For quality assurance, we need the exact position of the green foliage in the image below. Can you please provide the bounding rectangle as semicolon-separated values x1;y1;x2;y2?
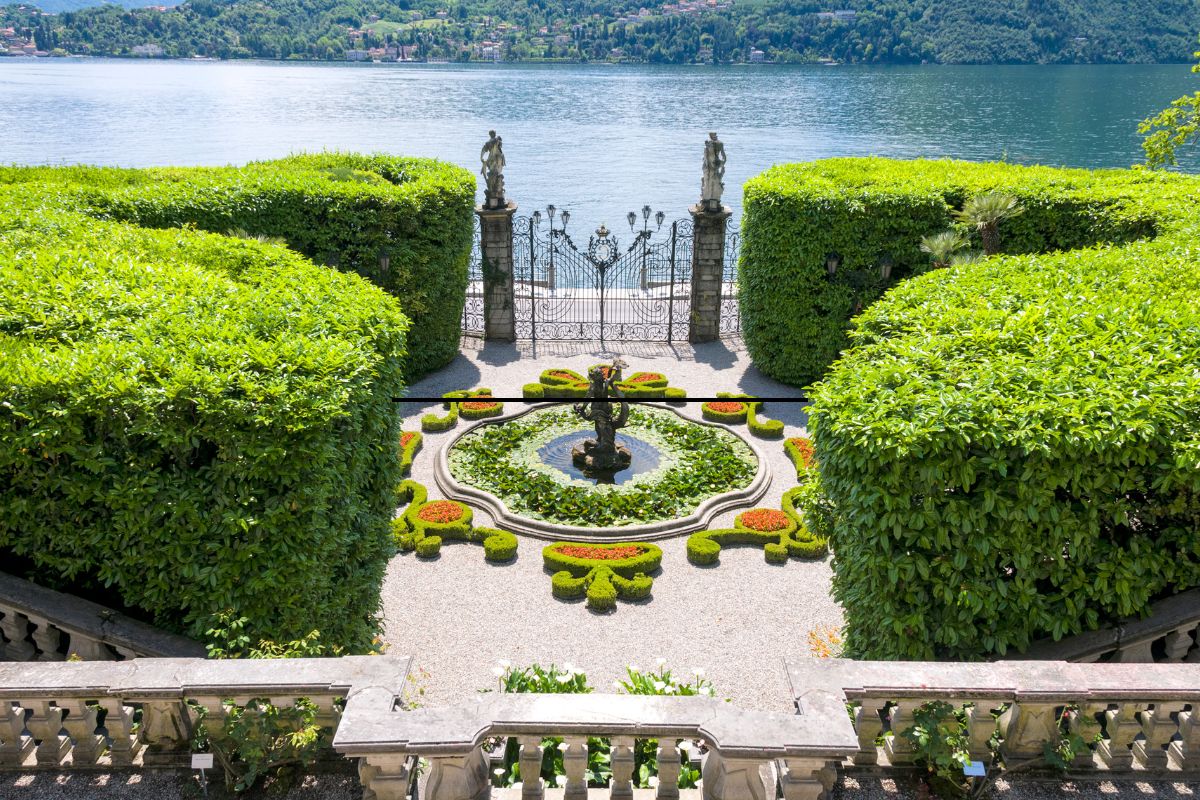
8;0;1200;65
542;541;663;578
524;366;687;400
615;662;712;789
420;388;502;431
954;192;1025;255
0;160;430;651
392;479;517;562
784;436;816;481
686;486;828;565
919;229;970;269
1141;39;1200;169
448;406;755;527
399;430;423;475
899;701;972;796
197;612;338;792
802;160;1200;660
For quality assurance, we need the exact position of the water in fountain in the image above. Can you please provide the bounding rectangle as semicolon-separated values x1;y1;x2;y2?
537;430;662;486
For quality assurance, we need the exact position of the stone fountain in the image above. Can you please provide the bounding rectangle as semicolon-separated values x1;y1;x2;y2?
571;358;632;477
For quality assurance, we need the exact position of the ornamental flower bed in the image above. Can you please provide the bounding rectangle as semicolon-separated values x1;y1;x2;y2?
461;400;500;411
417;500;465;524
629;372;665;383
706;402;745;414
557;544;645;560
788;437;814;467
738;508;790;532
400;432;417;448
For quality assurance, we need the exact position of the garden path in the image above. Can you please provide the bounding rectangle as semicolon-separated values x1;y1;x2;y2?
381;337;843;711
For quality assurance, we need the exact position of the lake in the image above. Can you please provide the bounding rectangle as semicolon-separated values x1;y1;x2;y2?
2;59;1197;228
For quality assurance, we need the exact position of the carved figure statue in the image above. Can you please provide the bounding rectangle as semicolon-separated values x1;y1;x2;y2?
701;132;727;211
572;358;632;476
480;130;506;208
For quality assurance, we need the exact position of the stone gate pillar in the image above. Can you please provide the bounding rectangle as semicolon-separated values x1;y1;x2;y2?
688;202;732;343
476;201;517;342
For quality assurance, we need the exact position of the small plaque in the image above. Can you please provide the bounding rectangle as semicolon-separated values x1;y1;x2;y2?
964;760;986;778
191;753;214;770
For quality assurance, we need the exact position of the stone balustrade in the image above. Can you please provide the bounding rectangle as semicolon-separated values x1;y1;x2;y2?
0;571;204;662
0;655;411;769
2;656;1198;797
787;659;1200;774
1016;587;1200;664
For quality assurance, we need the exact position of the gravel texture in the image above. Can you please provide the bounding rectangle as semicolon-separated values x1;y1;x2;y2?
382;336;841;712
0;769;361;799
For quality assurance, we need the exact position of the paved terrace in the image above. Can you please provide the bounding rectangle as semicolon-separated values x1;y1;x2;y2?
383;337;843;710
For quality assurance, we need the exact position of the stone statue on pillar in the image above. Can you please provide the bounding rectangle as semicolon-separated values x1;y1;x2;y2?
480;130;506;209
700;132;726;212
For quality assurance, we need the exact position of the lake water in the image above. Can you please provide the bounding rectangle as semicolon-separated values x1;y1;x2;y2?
2;59;1197;228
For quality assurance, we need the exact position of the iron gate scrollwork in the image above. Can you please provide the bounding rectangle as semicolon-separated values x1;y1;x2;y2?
513;206;698;343
462;214;485;335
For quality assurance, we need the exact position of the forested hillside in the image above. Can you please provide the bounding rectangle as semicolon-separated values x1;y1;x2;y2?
3;0;1198;63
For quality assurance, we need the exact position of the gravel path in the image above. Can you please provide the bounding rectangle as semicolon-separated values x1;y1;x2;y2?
381;337;842;711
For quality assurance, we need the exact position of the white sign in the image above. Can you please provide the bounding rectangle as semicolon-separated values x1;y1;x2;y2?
964;760;986;777
191;753;214;770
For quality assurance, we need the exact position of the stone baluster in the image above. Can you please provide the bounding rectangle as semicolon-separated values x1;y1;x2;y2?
779;757;830;800
27;615;64;661
1173;704;1198;769
425;747;489;800
610;736;635;800
361;752;413;800
140;699;191;766
518;735;545;800
1001;701;1062;762
884;699;933;765
311;695;342;735
65;632;113;661
97;697;138;766
23;699;68;765
562;736;588;800
965;703;998;762
1114;638;1156;663
701;750;771;800
1097;702;1147;769
0;610;36;661
58;698;104;765
1;700;32;767
1068;705;1100;769
189;695;230;751
850;702;882;765
1134;701;1186;770
1163;625;1198;662
655;740;681;800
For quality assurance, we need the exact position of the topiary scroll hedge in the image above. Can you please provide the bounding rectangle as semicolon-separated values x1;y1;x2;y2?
785;159;1200;661
0;152;472;652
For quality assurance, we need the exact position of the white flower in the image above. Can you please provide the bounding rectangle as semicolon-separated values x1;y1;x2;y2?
692;667;706;678
613;680;624;690
494;769;506;777
563;662;576;674
653;680;666;692
678;741;693;752
628;664;640;673
491;667;506;677
498;659;512;669
556;673;572;684
655;657;667;667
555;776;568;787
648;777;660;788
558;742;570;752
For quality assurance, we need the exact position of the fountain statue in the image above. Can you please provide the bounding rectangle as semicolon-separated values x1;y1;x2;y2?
480;130;506;209
700;131;726;212
572;358;632;476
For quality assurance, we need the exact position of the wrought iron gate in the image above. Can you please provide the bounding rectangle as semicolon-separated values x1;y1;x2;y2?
462;207;739;343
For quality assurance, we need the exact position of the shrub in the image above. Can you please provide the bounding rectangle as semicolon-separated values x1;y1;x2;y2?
687;486;828;565
399;431;423;476
393;479;517;563
0;189;407;651
785;437;815;480
702;393;782;438
524;366;687;400
543;541;660;612
740;158;1166;386
543;541;663;578
801;160;1200;659
701;401;748;423
421;388;501;432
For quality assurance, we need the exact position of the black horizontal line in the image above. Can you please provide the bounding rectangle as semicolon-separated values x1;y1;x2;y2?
391;396;810;403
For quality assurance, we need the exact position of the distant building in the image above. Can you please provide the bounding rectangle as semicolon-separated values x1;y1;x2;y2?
749;48;765;62
816;10;856;21
344;49;368;61
130;43;165;56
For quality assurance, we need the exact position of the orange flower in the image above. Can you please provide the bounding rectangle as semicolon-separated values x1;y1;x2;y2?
705;401;745;414
417;501;464;524
740;509;790;531
789;437;814;467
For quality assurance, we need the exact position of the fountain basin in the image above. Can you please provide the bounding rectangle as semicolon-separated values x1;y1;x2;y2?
435;404;769;540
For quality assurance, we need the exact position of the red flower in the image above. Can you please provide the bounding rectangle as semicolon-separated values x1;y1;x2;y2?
556;544;644;560
400;432;416;448
417;501;464;524
462;401;499;411
740;509;790;532
705;401;746;414
549;370;577;380
789;437;814;467
629;373;664;383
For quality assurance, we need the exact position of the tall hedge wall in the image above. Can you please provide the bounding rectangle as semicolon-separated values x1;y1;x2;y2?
2;153;475;379
793;160;1200;660
0;153;472;651
740;158;1162;386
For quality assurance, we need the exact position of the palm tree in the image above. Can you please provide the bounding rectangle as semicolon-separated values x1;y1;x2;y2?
918;229;969;270
954;193;1024;256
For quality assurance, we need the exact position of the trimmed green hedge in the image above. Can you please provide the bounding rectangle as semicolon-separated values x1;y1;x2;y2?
686;487;828;566
393;479;518;562
421;388;502;432
0;175;412;650
523;366;687;401
796;159;1200;660
543;542;660;612
741;158;1163;386
1;153;474;380
701;394;783;438
399;431;423;476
